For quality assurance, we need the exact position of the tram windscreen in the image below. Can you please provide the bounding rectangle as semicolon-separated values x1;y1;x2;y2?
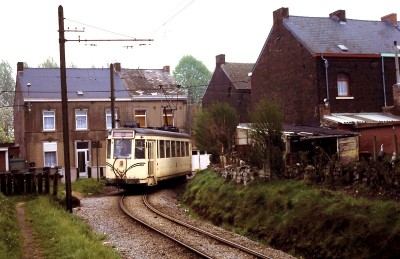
114;139;132;158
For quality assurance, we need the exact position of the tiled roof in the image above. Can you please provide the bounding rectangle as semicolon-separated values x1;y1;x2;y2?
18;68;129;100
284;16;400;55
118;68;184;97
221;63;254;90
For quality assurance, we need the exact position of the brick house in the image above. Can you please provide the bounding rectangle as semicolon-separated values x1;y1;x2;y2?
251;7;400;126
202;54;254;122
13;62;186;177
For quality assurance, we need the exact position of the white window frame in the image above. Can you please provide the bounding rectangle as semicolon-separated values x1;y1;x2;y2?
75;109;88;130
337;73;350;97
134;109;147;127
43;110;55;131
43;142;57;167
106;109;118;129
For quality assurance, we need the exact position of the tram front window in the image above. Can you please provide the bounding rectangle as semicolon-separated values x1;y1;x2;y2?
114;139;132;158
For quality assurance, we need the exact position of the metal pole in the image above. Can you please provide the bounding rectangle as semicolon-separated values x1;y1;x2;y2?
110;64;116;129
395;41;400;84
58;5;72;213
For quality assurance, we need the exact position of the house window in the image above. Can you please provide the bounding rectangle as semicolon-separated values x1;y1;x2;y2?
337;73;350;96
162;109;174;126
75;109;88;130
106;109;118;129
134;109;146;127
228;87;232;98
43;142;57;167
43;110;55;131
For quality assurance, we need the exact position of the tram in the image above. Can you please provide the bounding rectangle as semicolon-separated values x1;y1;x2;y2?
105;127;192;188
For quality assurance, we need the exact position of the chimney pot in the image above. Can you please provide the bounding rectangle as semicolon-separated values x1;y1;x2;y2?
216;54;225;67
163;66;170;74
17;62;24;72
273;7;289;25
329;10;346;22
381;13;398;26
114;63;121;72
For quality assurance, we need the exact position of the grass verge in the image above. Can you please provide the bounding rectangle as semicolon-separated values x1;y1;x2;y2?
182;170;400;258
0;193;23;259
24;195;121;259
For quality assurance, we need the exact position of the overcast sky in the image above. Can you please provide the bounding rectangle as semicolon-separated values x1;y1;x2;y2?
1;0;399;74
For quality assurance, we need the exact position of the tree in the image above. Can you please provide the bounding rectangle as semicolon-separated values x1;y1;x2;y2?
0;60;15;143
193;102;239;163
249;98;285;177
38;57;59;68
173;55;211;105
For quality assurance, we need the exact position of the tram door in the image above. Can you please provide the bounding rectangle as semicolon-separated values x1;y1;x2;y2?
147;140;156;179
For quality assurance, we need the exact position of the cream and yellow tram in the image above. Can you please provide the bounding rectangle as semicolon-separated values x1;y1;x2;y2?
105;128;192;187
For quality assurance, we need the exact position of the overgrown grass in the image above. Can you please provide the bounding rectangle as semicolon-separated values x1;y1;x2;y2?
0;193;23;259
182;170;400;258
24;196;121;259
0;178;118;259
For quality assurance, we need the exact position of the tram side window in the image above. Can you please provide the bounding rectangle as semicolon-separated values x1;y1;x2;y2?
114;139;132;158
185;142;189;157
171;141;176;157
159;140;165;158
177;141;181;157
166;141;171;158
135;139;145;159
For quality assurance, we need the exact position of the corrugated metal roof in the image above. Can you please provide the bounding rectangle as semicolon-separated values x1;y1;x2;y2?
237;123;357;138
324;113;400;124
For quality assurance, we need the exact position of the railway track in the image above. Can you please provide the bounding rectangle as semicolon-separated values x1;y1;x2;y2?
119;193;274;259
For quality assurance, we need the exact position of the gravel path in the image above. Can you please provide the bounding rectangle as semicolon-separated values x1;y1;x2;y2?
74;187;295;259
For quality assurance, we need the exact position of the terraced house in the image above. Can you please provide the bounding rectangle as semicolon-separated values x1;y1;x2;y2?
13;62;187;178
251;7;400;158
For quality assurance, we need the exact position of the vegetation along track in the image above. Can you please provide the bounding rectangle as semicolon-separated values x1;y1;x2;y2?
119;193;273;259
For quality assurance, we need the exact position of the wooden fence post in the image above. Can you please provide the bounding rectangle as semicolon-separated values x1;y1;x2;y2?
52;168;59;197
37;172;43;194
6;173;12;194
43;167;50;194
25;172;32;194
29;168;37;193
0;173;6;194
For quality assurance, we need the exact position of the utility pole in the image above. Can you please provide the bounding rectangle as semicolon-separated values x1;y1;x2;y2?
58;5;72;213
110;63;116;129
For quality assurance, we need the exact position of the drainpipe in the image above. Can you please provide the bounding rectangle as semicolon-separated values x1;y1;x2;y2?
321;54;329;102
381;56;387;107
395;41;400;84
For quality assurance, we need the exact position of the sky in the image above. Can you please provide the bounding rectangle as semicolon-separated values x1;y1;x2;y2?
1;0;399;75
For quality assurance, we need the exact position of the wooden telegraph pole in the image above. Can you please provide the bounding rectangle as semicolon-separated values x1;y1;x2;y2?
58;5;72;212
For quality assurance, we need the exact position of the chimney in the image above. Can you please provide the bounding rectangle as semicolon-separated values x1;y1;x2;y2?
17;62;24;72
273;7;289;25
329;10;346;23
113;62;121;72
163;65;170;74
216;54;225;68
381;13;398;26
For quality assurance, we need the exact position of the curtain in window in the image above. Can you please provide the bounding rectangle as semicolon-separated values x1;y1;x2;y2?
44;151;56;167
337;74;349;96
76;110;87;129
43;111;55;130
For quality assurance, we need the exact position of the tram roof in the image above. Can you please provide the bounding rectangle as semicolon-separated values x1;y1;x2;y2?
112;127;190;139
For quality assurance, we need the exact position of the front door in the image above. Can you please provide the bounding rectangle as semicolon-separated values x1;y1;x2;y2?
76;141;89;176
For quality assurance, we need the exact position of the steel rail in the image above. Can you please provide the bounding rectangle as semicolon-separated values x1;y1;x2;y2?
143;194;273;259
119;195;211;258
